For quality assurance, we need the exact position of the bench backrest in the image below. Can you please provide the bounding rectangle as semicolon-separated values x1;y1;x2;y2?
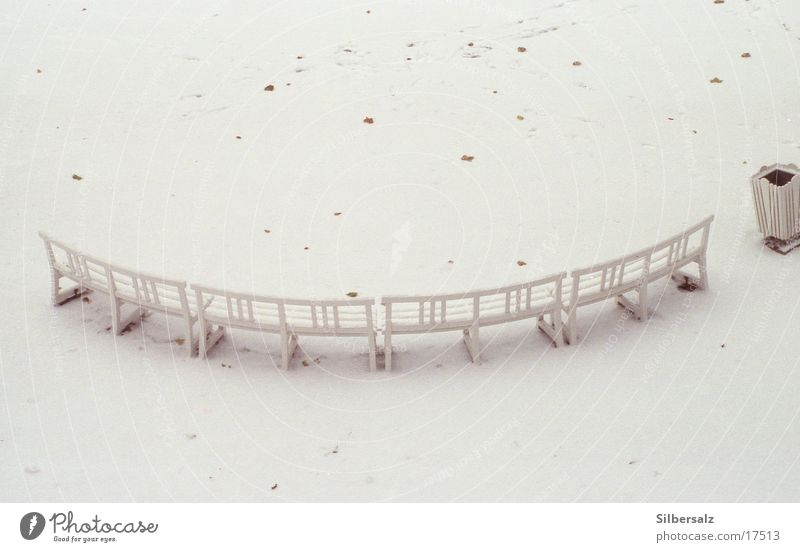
280;298;377;334
100;260;192;316
569;215;714;306
39;232;110;292
647;215;713;276
382;272;565;333
192;286;376;335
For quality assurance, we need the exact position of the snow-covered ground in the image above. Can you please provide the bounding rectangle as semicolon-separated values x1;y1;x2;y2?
1;0;799;501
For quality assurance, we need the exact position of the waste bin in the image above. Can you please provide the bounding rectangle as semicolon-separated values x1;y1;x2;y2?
751;163;800;253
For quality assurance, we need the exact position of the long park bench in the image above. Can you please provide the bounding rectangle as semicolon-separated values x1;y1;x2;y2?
39;232;198;356
39;215;713;370
191;285;378;371
380;272;566;371
564;215;713;344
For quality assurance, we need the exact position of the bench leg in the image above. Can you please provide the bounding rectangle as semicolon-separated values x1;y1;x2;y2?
697;254;709;291
367;331;377;372
554;308;565;347
462;322;480;363
564;306;577;345
617;282;649;321
55;284;90;305
198;321;207;359
616;295;641;319
197;322;225;359
280;330;298;370
110;296;121;334
186;316;198;358
638;281;648;320
384;330;393;372
51;272;90;306
670;255;708;291
537;309;564;347
111;298;146;335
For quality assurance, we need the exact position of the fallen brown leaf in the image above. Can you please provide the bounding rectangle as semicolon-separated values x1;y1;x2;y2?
572;60;582;66
709;77;723;83
741;52;751;58
346;291;358;298
264;84;274;91
516;114;525;121
517;260;527;266
72;174;83;181
517;46;527;53
461;154;475;162
363;116;374;124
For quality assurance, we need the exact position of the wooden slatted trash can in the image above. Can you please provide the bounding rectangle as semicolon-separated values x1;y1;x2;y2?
750;163;800;254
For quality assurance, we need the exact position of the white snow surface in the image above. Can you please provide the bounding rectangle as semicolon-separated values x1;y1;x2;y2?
1;0;800;501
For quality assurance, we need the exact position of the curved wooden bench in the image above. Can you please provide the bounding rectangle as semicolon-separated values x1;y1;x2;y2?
39;215;713;371
381;272;566;371
38;232;198;356
39;231;106;304
565;215;713;344
99;258;197;355
192;285;378;371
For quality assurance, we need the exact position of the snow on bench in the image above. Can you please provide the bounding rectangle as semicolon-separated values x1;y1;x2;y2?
564;215;713;344
381;272;566;371
38;232;198;356
192;285;378;371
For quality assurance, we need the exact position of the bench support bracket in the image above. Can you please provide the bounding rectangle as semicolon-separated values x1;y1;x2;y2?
463;322;481;363
671;269;706;291
111;298;148;335
197;322;225;359
538;310;564;347
54;283;91;306
280;330;298;370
